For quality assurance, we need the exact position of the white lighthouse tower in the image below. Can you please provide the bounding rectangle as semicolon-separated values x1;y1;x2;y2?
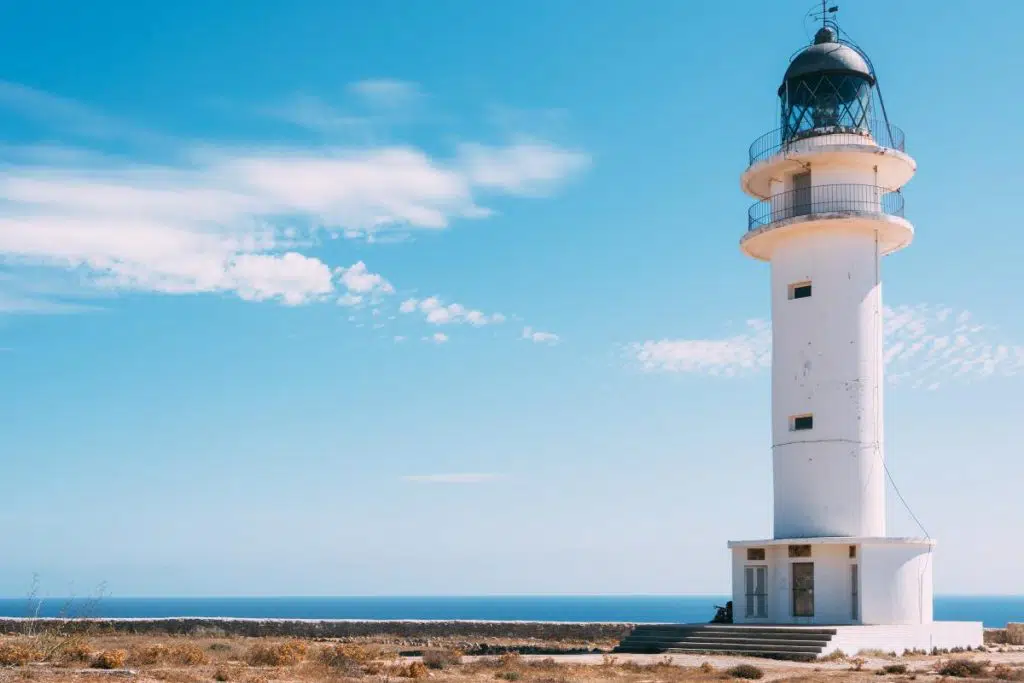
725;18;982;650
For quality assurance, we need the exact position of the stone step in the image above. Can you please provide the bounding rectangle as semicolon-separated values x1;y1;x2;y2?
674;640;824;652
664;647;818;661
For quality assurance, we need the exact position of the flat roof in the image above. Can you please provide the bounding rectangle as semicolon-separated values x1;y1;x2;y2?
727;536;936;549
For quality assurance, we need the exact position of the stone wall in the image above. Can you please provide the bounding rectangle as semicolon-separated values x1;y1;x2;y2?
0;618;634;642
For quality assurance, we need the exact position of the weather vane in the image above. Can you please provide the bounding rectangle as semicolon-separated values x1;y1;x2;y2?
813;0;840;29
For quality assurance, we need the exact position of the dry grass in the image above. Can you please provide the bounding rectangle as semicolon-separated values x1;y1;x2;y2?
0;640;42;666
423;647;464;669
90;648;127;669
245;639;308;666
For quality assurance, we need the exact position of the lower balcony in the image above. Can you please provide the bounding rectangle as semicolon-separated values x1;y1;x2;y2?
748;183;903;231
742;183;913;260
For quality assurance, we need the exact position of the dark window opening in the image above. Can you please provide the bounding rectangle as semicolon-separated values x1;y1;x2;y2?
790;283;812;299
792;414;814;431
849;545;857;559
747;548;766;561
788;544;812;558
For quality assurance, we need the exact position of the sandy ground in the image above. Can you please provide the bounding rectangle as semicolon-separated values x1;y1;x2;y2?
0;632;1021;682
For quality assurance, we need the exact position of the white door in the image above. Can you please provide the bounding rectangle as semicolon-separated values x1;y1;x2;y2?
744;566;767;618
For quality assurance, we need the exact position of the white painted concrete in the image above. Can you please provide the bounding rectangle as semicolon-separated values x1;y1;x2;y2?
728;538;935;627
824;622;984;655
769;228;886;539
860;542;934;625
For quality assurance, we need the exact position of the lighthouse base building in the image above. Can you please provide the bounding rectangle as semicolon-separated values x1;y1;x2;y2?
723;21;982;653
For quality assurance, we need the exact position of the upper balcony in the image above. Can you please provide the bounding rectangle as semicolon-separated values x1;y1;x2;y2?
741;120;915;200
748;119;906;167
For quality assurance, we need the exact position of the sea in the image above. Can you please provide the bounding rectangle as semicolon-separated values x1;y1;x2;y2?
0;595;1019;628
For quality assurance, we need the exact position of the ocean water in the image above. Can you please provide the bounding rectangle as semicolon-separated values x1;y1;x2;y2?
0;595;1019;628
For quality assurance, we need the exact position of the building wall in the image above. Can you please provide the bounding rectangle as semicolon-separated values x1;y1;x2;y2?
731;543;858;625
824;622;983;655
768;224;886;539
860;543;934;625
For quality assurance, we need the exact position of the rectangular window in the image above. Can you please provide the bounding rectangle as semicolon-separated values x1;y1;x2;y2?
851;564;859;621
745;566;767;618
790;414;814;431
747;548;766;561
788;282;812;300
788;544;811;558
792;562;815;617
849;545;857;559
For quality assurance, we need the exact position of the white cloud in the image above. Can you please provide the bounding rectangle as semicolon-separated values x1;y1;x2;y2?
261;94;367;135
458;140;590;196
0;83;589;313
431;332;449;344
628;306;1024;388
399;296;505;327
522;326;560;344
348;79;421;110
402;473;503;484
629;320;771;377
336;261;393;296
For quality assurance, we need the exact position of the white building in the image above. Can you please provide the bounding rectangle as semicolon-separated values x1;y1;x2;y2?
728;23;982;651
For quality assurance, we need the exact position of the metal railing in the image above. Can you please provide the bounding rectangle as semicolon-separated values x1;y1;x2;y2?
747;119;905;166
747;183;904;231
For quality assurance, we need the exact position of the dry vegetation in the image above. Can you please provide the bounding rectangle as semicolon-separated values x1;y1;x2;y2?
0;632;1021;682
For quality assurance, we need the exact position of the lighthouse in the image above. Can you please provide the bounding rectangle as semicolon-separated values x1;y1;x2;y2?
724;18;983;650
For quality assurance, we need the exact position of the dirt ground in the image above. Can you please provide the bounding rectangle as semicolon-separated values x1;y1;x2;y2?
0;632;1022;682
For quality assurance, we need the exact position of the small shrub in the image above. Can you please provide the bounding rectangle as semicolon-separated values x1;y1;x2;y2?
130;643;170;666
169;643;209;666
496;672;522;681
91;649;127;670
422;648;463;670
213;666;232;681
498;651;522;668
993;664;1024;681
858;648;892;658
819;649;847;662
245;640;308;667
699;661;715;674
938;658;988;678
850;657;867;671
727;664;765;680
208;643;232;652
0;641;42;666
405;661;429;678
316;643;390;667
882;663;908;674
55;637;92;665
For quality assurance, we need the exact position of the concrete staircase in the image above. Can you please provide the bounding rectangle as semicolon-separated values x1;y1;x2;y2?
614;624;836;661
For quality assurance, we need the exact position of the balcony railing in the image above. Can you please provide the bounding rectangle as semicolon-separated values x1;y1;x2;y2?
747;183;904;231
748;120;906;166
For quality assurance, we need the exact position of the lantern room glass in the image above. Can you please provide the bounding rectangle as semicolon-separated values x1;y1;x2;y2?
780;72;873;143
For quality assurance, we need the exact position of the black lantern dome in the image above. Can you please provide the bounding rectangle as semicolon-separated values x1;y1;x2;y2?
779;26;876;143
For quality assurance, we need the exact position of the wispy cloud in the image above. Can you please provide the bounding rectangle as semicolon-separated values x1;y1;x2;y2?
261;93;368;136
0;81;590;314
522;326;560;345
630;320;771;377
627;306;1024;389
348;79;422;110
402;473;503;484
399;296;505;326
458;140;590;196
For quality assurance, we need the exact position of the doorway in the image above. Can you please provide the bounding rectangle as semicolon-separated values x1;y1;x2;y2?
792;562;814;617
792;171;812;218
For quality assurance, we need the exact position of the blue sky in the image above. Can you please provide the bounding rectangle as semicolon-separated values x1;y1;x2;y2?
1;0;1022;598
